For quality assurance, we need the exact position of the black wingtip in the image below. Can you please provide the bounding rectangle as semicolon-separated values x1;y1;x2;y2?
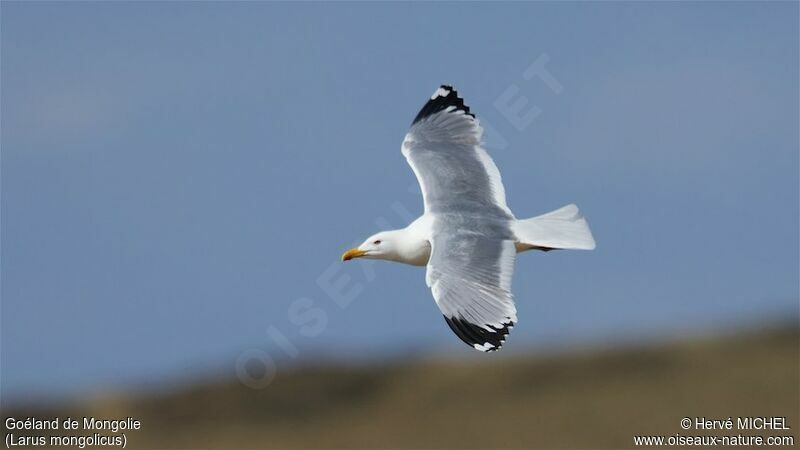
444;315;514;352
412;85;475;125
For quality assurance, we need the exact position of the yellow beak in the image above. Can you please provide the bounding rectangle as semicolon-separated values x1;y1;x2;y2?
341;248;367;261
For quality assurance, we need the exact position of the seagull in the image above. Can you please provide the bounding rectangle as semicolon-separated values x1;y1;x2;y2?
342;85;595;352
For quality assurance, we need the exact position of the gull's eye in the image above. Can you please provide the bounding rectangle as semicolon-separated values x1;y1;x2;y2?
373;240;382;245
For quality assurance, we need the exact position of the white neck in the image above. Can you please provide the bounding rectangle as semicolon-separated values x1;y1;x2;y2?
383;216;432;266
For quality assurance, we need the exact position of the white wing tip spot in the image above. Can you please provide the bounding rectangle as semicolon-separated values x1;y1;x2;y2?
474;342;496;352
431;87;450;100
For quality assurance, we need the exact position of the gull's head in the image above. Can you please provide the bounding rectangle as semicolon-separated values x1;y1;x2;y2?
341;231;398;262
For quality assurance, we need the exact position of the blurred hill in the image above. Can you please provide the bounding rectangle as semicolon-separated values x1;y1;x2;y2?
3;325;798;449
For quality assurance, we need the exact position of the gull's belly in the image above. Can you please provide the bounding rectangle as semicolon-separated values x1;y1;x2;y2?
407;239;537;265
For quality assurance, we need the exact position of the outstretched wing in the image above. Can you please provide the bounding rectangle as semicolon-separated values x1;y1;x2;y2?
402;86;518;351
427;231;517;352
401;85;513;219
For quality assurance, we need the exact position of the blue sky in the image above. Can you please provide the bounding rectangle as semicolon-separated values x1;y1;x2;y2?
2;2;798;400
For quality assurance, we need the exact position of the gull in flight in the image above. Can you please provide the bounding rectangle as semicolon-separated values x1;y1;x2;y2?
342;85;595;352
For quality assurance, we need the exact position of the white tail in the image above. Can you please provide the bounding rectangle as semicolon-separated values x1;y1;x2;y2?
512;204;596;251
